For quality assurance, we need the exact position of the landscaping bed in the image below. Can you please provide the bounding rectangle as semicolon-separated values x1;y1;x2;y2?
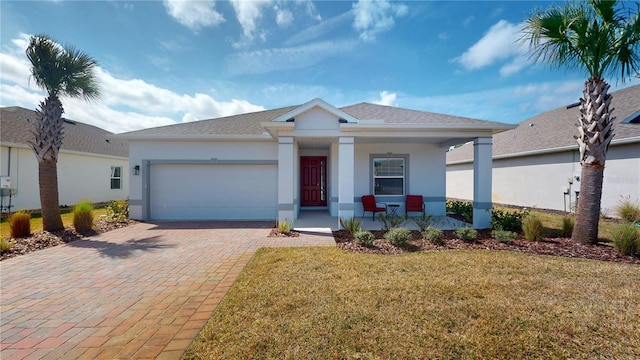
334;229;640;264
1;218;138;261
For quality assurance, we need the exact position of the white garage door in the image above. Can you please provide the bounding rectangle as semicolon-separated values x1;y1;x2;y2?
150;164;277;220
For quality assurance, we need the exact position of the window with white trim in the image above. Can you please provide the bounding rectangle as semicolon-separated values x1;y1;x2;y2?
373;158;404;195
110;166;122;189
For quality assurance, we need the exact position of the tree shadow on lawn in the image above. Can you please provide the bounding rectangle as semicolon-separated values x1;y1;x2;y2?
67;235;176;258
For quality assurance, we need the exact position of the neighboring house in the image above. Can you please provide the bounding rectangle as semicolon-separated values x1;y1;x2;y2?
0;106;129;212
117;99;514;228
446;84;640;215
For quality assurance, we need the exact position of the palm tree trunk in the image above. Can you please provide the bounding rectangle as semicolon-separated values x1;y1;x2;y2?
572;164;604;244
39;159;63;231
29;95;65;231
571;79;614;244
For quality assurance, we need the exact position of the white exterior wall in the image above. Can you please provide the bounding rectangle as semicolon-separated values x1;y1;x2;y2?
354;143;446;216
128;140;277;219
446;143;639;215
0;145;128;211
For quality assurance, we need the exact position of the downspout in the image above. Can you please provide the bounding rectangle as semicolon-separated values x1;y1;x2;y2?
7;147;11;176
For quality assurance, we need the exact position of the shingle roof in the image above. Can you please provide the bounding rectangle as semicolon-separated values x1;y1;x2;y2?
446;84;640;164
118;101;510;138
340;102;509;127
118;106;299;137
1;107;128;158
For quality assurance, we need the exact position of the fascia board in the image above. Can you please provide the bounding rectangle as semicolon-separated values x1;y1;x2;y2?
113;134;274;141
1;141;127;160
339;123;516;134
446;136;640;165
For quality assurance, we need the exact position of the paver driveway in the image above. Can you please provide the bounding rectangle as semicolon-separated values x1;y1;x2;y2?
0;222;334;359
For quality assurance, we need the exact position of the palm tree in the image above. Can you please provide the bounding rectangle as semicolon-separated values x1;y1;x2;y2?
26;35;100;231
523;0;639;244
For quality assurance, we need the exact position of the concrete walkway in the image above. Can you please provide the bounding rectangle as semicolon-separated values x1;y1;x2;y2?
0;222;335;359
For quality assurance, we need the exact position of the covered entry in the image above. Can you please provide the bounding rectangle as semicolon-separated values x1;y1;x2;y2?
300;156;327;207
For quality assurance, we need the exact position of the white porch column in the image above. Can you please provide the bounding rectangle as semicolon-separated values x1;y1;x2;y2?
338;137;355;225
278;136;295;221
473;136;492;229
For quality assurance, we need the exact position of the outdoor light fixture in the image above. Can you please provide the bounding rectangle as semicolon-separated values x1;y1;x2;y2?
133;165;140;176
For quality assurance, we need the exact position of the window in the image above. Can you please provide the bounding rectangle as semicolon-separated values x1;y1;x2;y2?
373;158;404;195
110;166;122;189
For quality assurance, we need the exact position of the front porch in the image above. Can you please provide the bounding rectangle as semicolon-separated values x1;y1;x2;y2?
293;210;470;231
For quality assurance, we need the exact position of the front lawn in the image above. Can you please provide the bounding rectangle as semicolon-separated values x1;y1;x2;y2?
184;248;639;359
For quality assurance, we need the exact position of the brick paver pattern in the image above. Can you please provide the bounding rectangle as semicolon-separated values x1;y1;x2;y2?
0;222;334;359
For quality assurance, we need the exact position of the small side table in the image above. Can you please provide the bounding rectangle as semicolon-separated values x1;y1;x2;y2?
386;203;400;217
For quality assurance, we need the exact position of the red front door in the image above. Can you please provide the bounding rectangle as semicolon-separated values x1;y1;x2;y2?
300;156;327;206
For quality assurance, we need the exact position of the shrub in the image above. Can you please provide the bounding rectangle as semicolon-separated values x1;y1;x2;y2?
422;226;444;245
492;230;517;244
455;227;478;242
610;223;639;256
106;199;129;222
0;239;15;253
615;197;640;223
278;219;294;234
9;211;31;238
410;213;433;232
355;231;375;247
561;216;575;237
491;208;528;232
339;217;362;237
446;200;473;222
523;215;544;242
377;213;407;231
73;200;94;234
384;227;411;247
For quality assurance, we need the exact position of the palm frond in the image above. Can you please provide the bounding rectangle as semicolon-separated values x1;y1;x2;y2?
522;0;640;82
25;34;100;100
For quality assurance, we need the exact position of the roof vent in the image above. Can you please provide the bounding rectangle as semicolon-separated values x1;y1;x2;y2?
63;119;76;125
338;119;348;123
529;123;534;127
566;102;580;109
105;139;111;143
286;118;295;123
622;110;640;124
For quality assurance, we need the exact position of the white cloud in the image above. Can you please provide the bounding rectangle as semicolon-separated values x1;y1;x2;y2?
230;0;272;45
455;20;529;76
373;91;397;106
163;0;225;31
403;80;588;124
226;40;358;76
284;11;352;46
275;6;293;28
0;33;264;133
352;0;408;42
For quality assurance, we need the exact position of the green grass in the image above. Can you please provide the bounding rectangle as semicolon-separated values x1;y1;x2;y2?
0;208;108;238
184;248;639;359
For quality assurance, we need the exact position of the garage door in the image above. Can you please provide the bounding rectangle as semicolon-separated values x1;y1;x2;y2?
150;164;277;220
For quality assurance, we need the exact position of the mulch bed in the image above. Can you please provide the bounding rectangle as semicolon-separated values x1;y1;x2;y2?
1;219;138;261
334;229;640;264
269;229;300;237
4;220;638;265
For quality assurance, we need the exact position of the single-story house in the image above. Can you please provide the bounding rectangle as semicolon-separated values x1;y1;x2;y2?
117;99;515;228
0;106;129;212
446;84;640;215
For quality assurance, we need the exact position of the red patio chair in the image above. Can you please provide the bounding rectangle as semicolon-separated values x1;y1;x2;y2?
405;195;425;216
361;195;387;220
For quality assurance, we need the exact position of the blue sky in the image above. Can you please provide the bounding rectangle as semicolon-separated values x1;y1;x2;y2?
1;0;638;133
